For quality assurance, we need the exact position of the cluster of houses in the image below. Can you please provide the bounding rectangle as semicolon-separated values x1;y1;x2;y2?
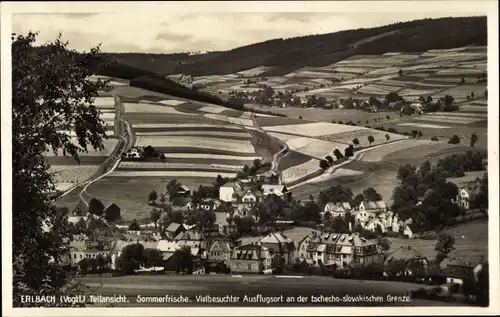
61;218;486;289
321;201;418;238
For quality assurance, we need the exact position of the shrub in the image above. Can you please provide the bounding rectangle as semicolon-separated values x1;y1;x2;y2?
431;136;439;141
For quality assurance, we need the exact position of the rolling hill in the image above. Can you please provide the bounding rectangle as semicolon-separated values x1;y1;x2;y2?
99;16;486;77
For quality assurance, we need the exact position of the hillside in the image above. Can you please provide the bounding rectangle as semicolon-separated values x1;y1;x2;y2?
100;16;486;77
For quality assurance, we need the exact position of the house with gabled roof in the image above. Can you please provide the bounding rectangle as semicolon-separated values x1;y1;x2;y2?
296;230;320;261
358;200;387;213
166;222;185;237
175;229;207;252
384;246;429;274
259;232;296;265
323;202;351;219
365;218;387;233
334;233;381;268
306;232;342;266
261;184;292;202
230;243;273;274
208;240;232;262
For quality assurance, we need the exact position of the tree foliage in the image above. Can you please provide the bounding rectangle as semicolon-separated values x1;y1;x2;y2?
12;32;109;306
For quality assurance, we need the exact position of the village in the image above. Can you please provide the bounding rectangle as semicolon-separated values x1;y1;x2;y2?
52;162;488;303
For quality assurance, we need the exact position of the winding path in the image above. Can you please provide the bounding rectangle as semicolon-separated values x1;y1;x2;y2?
78;94;134;207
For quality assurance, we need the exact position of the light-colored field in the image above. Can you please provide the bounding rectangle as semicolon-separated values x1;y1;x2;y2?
157;100;188;106
414;115;484;124
267;132;298;142
431;111;487;118
397;122;451;129
134;131;250;138
123;103;195;115
160;153;261;160
134;136;255;154
119;161;243;171
198;105;227;114
356;85;393;95
92;97;116;108
435;68;486;76
305;168;364;184
49;165;100;183
44;138;119;157
356;139;434;162
319;130;407;147
54;182;76;192
236;66;274;77
281;158;322;184
109;170;237;178
263;122;362;137
99;112;116;120
203;114;253;127
285;137;346;158
459;105;488;112
398;87;441;96
132;123;243;130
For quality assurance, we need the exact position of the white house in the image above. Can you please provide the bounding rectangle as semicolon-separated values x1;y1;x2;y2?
261;185;291;202
403;224;419;239
365;218;386;233
323;202;351;219
358;200;387;213
219;182;237;202
455;185;479;210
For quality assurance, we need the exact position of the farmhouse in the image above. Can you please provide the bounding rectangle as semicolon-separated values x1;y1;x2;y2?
104;203;121;221
455;184;479;210
323;202;352;218
384;246;429;272
66;234;115;268
357;200;387;213
440;257;485;286
166;222;186;238
230;243;273;274
261;184;292;202
365;218;386;233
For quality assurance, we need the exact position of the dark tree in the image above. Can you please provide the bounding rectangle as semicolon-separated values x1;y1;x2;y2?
398;69;403;76
385;134;390;141
352;138;360;146
128;219;141;231
470;133;478;148
333;149;344;160
88;198;105;217
435;233;455;263
148;190;158;202
448;134;461;144
367;135;375;146
325;155;334;166
319;159;330;170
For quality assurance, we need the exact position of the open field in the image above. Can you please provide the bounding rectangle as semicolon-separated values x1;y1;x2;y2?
448;171;487;187
76;274;452;307
388;220;488;265
124;113;215;125
319;130;407;147
134;135;256;154
282;158;323;185
278;150;312;170
263;122;364;137
44;137;119;166
123;102;195;115
85;176;216;221
50;165;100;184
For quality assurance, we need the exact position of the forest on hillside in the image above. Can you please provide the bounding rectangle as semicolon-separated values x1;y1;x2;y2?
99;16;486;77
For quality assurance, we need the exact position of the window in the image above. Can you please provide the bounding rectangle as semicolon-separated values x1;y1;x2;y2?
336;255;341;261
248;264;252;270
356;247;363;255
79;254;83;259
73;254;77;259
336;246;342;253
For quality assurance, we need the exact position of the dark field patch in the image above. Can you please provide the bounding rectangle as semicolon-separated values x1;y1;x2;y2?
220;109;244;117
255;116;308;127
53;187;84;211
278;150;312;170
46;156;108;165
154;147;257;157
